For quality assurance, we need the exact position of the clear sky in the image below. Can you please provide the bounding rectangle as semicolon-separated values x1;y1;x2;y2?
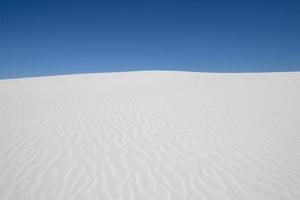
1;0;300;78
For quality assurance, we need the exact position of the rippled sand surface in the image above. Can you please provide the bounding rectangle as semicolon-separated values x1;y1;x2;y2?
0;71;299;200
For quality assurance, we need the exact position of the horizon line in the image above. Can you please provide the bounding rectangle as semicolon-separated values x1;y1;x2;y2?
1;69;300;80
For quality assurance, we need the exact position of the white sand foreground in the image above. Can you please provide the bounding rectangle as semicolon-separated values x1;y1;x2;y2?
0;71;299;200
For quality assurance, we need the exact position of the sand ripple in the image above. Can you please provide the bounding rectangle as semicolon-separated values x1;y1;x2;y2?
0;71;300;200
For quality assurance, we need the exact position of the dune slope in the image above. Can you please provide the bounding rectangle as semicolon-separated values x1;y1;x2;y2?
0;71;300;200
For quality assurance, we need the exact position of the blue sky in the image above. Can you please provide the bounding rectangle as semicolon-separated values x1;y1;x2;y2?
0;0;300;78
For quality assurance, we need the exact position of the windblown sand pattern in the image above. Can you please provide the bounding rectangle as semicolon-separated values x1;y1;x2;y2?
0;71;299;200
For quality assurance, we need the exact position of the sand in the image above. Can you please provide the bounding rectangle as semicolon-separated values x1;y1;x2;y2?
0;71;299;200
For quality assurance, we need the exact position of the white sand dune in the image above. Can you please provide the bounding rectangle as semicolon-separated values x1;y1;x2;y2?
0;71;299;200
